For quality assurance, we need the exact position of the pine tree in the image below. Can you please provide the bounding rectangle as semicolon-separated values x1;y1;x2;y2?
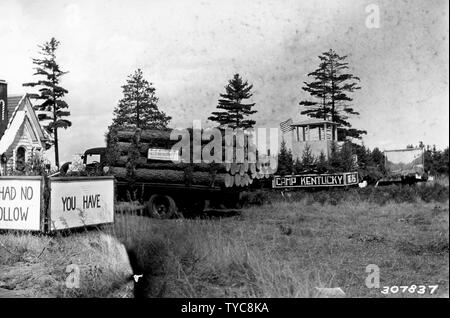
316;151;328;173
370;147;385;173
353;143;370;170
424;145;449;175
277;139;293;175
339;141;355;171
301;145;316;170
287;148;294;173
23;37;71;168
112;69;171;130
328;142;341;172
208;74;257;129
439;147;449;175
293;158;303;174
299;49;366;140
299;61;329;120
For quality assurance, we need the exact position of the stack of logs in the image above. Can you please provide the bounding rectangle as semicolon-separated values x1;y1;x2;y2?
223;161;274;187
107;128;276;188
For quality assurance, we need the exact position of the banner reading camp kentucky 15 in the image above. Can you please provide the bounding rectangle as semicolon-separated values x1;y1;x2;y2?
0;176;42;231
272;172;359;188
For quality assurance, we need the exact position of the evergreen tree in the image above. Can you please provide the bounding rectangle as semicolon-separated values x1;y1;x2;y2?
111;69;171;130
301;145;315;170
299;61;329;120
439;147;449;175
23;37;71;168
339;141;355;171
293;158;303;174
424;145;449;175
370;147;385;173
299;49;366;140
328;142;341;172
277;139;293;175
208;74;257;129
316;151;328;173
353;143;370;169
287;148;294;173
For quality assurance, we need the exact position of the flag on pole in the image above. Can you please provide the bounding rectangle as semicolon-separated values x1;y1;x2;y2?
280;118;294;133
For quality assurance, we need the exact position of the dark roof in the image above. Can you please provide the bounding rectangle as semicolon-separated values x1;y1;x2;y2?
7;95;23;121
84;147;106;155
291;119;338;126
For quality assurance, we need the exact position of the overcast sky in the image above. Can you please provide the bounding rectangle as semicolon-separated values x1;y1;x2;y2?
0;0;448;163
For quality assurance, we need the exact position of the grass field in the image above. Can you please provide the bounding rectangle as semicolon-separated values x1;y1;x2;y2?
0;184;448;298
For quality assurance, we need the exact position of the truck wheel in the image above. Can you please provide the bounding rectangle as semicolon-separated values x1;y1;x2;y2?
145;194;178;219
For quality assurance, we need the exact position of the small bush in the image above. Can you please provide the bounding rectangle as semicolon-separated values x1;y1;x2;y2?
419;183;449;203
240;190;271;206
315;191;331;205
256;183;449;207
396;235;449;256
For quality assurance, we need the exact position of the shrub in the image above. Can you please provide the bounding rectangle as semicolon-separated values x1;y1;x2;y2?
254;183;449;207
5;151;55;176
240;190;271;207
419;183;449;203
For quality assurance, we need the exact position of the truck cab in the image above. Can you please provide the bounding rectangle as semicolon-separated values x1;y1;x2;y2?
82;147;107;172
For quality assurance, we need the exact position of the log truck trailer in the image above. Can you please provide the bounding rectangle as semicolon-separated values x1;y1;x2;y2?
79;146;243;218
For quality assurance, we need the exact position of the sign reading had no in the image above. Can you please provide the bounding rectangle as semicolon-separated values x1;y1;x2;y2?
50;177;114;231
0;177;42;230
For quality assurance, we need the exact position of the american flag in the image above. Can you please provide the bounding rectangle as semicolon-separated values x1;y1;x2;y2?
280;118;294;133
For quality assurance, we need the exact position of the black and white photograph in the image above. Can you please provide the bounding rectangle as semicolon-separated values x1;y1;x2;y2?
0;0;448;304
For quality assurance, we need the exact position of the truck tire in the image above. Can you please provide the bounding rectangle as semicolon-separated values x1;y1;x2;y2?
145;194;178;219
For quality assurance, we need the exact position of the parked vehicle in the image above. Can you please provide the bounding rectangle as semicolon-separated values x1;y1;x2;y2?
377;147;427;186
80;127;250;218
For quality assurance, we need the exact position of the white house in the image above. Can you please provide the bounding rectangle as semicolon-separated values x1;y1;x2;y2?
0;80;51;175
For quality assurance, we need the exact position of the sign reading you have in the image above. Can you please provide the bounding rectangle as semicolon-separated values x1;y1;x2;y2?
0;177;42;230
49;177;114;231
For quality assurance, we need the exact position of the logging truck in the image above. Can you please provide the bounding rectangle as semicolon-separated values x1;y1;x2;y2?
81;146;242;218
80;128;274;218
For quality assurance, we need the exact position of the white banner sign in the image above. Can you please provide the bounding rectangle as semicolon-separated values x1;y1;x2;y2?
148;148;180;162
0;177;42;230
50;177;114;231
384;148;424;175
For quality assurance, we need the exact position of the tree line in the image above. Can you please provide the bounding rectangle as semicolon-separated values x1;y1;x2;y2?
277;140;387;183
424;145;449;176
278;140;449;181
21;37;448;176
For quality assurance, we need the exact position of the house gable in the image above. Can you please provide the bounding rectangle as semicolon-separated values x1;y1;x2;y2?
0;94;49;174
24;117;39;144
23;96;46;142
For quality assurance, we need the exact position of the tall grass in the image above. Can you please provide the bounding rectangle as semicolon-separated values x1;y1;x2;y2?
241;181;449;207
109;212;329;297
0;184;448;298
108;195;448;298
0;229;133;297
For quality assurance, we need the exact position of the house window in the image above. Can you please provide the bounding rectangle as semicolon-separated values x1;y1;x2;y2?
16;146;26;171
